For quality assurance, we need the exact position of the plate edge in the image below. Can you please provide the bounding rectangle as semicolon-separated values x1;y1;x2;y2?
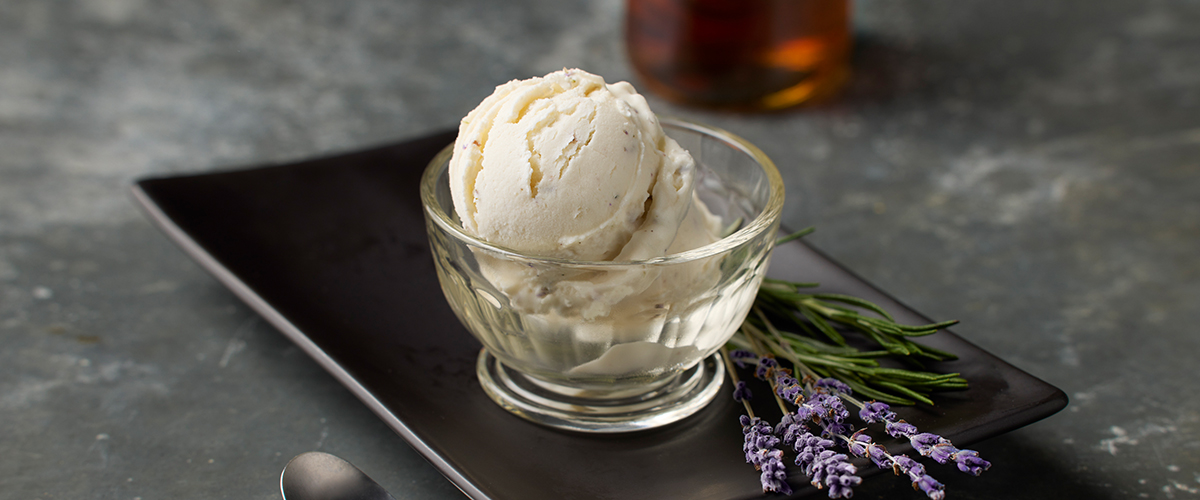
127;182;493;500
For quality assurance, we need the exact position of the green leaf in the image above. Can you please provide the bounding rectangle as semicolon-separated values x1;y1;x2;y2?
876;381;936;406
866;367;961;382
763;278;820;289
774;227;815;246
729;258;969;409
910;342;960;361
808;294;896;321
785;335;890;358
800;308;846;346
834;370;915;405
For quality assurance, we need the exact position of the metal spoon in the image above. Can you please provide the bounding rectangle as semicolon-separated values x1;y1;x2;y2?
281;451;397;500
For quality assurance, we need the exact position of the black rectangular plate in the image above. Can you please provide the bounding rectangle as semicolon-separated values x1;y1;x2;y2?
132;130;1066;499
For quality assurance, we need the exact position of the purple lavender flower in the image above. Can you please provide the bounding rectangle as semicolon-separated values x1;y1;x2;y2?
847;429;872;457
807;393;850;423
792;402;816;422
842;430;896;471
820;421;852;439
793;430;835;472
759;449;792;495
730;349;754;358
909;433;949;456
914;474;946;500
740;415;763;461
867;443;894;469
858;401;897;424
825;472;864;498
728;349;756;368
775;412;808;447
809;449;861;499
885;420;992;477
885;419;919;438
855;401;925;448
740;416;792;495
773;371;804;403
755;356;779;380
724;347;988;497
892;456;925;478
815;378;852;395
791;393;841;433
892;455;945;500
857;400;987;475
825;470;862;499
927;443;956;464
952;449;991;476
786;427;859;499
732;381;753;402
909;432;992;476
825;395;850;423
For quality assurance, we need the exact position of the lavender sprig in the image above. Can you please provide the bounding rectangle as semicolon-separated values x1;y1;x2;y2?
861;400;992;476
841;430;946;500
732;381;753;403
753;353;861;498
727;343;989;498
775;408;861;499
893;455;947;500
721;347;794;496
810;450;861;499
741;415;793;495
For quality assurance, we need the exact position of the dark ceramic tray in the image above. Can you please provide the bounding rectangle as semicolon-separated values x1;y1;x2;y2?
132;130;1066;499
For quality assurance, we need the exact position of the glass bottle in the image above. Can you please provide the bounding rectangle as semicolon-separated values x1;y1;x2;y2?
626;0;851;110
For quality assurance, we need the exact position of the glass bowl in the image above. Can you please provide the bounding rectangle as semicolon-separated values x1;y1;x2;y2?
420;118;784;432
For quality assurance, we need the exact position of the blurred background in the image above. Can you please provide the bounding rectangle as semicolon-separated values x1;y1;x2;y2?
1;0;1198;498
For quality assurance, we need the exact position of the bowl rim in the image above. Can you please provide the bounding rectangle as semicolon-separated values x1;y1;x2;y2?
419;116;785;267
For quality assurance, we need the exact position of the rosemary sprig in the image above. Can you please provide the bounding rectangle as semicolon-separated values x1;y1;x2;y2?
728;229;966;406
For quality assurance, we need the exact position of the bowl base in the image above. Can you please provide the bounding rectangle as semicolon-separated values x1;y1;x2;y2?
476;349;725;433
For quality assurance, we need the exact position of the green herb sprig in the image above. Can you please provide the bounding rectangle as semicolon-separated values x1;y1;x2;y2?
728;229;968;406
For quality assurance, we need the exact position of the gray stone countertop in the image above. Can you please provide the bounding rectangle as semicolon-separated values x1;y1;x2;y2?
2;0;1198;498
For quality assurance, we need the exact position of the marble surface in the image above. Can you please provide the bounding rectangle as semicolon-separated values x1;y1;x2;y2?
2;0;1198;498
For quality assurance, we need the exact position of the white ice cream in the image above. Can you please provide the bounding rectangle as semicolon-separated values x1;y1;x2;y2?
447;69;730;378
449;68;718;262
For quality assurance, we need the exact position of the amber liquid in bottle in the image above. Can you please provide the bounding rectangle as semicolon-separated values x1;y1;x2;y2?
626;0;851;110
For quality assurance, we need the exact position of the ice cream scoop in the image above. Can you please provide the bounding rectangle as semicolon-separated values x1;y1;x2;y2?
447;69;724;322
449;68;716;262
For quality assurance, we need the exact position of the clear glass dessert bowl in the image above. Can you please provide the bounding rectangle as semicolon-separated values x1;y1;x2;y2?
420;118;784;432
